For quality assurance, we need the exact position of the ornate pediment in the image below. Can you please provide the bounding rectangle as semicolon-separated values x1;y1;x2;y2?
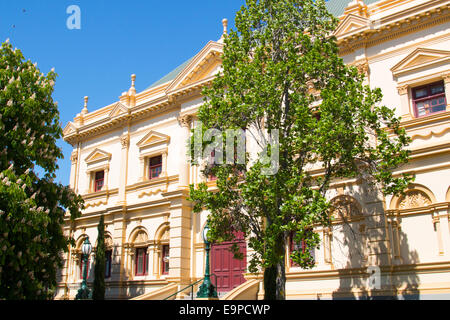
136;130;170;149
165;41;223;93
63;122;77;136
334;14;370;38
108;102;129;118
391;48;450;76
85;148;112;164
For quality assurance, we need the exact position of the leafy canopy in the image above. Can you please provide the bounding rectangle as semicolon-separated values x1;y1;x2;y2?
0;40;83;299
189;0;411;275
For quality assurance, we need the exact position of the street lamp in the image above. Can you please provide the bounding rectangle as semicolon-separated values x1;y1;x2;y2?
75;237;92;300
197;224;218;299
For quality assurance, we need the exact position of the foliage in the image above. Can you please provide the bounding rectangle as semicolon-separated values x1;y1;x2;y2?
92;214;105;300
0;40;84;299
188;0;412;300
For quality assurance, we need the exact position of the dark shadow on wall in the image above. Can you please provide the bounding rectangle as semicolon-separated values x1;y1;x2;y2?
330;181;420;300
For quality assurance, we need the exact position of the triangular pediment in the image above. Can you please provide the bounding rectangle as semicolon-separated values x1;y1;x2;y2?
63;122;77;136
137;130;170;149
166;41;223;93
334;14;370;38
391;48;450;76
108;102;129;118
85;148;111;164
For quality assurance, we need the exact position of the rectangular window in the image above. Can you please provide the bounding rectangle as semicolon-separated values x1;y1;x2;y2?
413;81;446;117
105;250;112;278
94;170;104;192
208;150;217;181
135;248;148;276
162;245;170;275
289;231;315;268
149;155;162;180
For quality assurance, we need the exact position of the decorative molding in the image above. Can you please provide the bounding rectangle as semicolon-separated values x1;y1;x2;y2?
70;151;78;163
391;48;450;77
85;148;112;164
398;190;432;209
138;187;168;198
85;200;108;208
165;41;223;94
397;85;409;95
136;130;170;150
334;14;370;39
109;102;129;118
63;122;78;136
355;60;370;77
120;134;130;149
177;114;192;128
329;195;363;222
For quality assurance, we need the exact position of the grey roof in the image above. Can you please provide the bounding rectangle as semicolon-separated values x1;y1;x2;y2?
145;57;193;90
146;1;381;91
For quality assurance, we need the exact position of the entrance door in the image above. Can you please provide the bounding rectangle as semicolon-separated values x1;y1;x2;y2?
211;233;247;293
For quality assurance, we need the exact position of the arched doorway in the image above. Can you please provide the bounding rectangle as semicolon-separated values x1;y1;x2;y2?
210;232;247;293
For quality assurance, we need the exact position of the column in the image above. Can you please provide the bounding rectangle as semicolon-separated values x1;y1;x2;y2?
177;115;192;189
397;85;413;120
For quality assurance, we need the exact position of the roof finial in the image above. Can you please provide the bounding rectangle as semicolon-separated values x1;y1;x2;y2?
222;18;228;36
128;74;136;96
128;74;136;107
81;96;89;115
131;74;136;88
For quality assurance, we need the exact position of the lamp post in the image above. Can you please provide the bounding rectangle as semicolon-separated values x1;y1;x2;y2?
197;224;218;299
75;237;92;300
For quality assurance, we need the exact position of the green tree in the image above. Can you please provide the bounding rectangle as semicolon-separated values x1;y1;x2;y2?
92;214;105;300
0;40;84;299
189;0;412;300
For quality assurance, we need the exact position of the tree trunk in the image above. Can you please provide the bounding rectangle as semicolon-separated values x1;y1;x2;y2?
264;236;286;300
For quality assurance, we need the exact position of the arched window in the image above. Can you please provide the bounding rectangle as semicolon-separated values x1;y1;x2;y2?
129;228;149;277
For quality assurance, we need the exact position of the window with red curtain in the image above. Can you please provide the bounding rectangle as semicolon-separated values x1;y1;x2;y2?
105;250;112;278
208;150;217;181
149;155;162;180
413;81;446;117
289;231;315;268
94;170;104;192
161;245;169;275
135;248;148;276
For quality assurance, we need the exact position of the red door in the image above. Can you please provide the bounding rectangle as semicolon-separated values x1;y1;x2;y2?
211;233;247;293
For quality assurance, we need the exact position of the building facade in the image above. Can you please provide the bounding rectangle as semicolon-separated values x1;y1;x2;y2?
56;0;450;300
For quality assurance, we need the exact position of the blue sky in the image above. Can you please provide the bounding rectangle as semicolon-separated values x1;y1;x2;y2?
0;0;242;185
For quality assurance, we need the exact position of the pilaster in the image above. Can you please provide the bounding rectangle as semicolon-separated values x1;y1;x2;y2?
443;73;450;111
397;85;413;121
177;115;192;189
117;133;130;205
162;189;192;287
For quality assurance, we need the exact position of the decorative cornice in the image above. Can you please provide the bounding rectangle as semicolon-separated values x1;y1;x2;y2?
338;1;450;55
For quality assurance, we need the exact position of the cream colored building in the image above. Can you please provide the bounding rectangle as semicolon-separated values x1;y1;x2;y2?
56;0;450;300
